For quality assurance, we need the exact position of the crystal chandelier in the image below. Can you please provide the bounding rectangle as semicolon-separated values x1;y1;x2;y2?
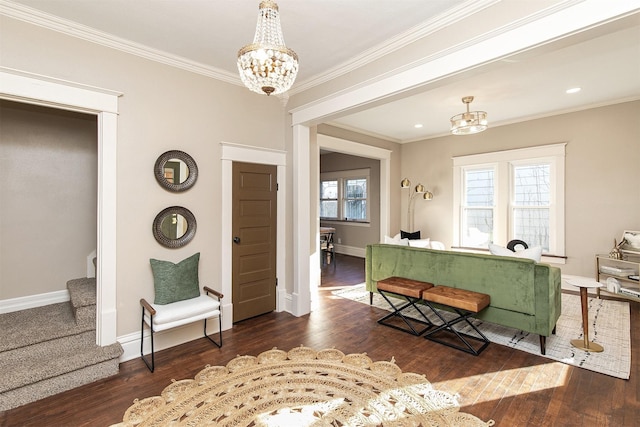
450;96;488;135
237;1;299;96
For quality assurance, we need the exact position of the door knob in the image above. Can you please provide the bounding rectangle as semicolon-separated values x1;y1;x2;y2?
233;237;240;244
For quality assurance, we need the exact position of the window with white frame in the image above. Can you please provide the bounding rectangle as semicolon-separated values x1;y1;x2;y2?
453;144;565;256
320;169;370;222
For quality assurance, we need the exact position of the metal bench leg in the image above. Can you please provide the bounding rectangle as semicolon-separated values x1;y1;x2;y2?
204;315;223;348
422;301;490;356
377;290;434;336
140;308;155;372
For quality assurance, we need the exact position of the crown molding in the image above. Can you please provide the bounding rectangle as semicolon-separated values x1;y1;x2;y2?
394;95;640;144
289;0;630;125
1;0;495;95
289;0;500;95
323;121;401;144
291;0;589;98
1;0;624;100
0;0;243;85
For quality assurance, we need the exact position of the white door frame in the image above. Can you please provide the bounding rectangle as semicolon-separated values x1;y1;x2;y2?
0;68;120;346
220;142;287;328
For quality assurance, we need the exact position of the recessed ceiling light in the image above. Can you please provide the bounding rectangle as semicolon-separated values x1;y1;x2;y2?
566;87;581;94
414;124;423;128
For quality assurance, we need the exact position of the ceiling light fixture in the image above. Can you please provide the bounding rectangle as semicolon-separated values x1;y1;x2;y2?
450;96;488;135
237;1;299;96
566;87;581;94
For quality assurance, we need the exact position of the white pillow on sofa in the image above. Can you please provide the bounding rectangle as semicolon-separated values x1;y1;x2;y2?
429;241;446;250
383;235;409;246
408;238;431;248
489;243;542;262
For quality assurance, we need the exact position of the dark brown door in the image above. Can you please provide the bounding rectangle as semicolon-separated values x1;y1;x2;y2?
232;162;277;322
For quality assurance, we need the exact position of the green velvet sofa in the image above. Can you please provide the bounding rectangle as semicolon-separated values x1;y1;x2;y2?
365;243;562;354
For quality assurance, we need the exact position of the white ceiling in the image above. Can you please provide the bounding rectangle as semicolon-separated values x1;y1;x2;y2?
5;0;640;142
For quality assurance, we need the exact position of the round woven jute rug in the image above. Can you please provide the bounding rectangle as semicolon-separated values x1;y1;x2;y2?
112;346;494;426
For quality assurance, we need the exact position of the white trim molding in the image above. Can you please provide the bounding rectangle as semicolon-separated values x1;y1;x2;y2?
289;0;499;94
220;142;287;326
334;244;366;259
0;1;239;86
0;290;69;314
0;67;120;347
290;0;640;127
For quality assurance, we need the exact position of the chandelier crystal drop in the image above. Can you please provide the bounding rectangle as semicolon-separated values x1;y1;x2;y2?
237;1;299;96
450;96;488;135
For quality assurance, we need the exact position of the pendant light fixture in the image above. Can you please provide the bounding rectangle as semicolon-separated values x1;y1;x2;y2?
237;1;299;96
450;96;488;135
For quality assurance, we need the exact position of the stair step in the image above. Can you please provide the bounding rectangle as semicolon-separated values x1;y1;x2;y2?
0;303;93;353
0;274;121;412
67;277;97;307
67;277;96;326
0;331;122;394
0;356;120;411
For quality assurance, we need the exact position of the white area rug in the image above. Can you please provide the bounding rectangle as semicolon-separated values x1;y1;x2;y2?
333;285;631;379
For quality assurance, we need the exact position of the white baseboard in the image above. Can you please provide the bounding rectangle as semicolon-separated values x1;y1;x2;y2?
0;290;70;314
278;287;291;313
335;244;365;258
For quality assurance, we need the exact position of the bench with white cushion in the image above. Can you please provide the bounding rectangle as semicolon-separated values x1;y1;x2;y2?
140;286;222;372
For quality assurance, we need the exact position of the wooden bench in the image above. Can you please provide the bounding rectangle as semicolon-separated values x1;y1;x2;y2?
420;285;490;355
376;277;435;336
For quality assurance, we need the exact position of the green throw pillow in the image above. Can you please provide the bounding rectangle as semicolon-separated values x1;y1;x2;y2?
150;252;200;305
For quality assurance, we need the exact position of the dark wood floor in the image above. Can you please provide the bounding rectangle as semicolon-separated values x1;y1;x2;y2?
2;254;639;426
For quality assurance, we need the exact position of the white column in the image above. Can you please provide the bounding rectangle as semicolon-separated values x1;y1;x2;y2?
292;124;311;316
96;111;118;346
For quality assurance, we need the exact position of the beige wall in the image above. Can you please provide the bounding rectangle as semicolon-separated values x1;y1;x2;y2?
401;100;640;277
0;101;97;299
0;16;286;336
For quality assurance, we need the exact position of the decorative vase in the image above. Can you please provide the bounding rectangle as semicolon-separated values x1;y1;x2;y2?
609;239;623;260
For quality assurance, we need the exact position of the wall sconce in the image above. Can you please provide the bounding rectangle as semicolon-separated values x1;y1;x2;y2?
401;178;433;232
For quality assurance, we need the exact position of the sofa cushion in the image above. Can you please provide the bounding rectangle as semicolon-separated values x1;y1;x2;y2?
489;243;542;262
145;294;220;332
150;252;200;305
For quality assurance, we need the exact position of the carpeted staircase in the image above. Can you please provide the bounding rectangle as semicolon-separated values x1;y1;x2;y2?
0;278;123;411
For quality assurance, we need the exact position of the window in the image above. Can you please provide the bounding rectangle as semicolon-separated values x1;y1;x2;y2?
453;144;565;256
320;169;370;222
320;180;338;219
512;163;551;250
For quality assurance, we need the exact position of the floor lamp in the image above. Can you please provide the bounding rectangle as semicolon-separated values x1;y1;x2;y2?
401;178;433;232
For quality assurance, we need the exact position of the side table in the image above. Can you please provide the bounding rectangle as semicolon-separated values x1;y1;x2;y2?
563;275;604;352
